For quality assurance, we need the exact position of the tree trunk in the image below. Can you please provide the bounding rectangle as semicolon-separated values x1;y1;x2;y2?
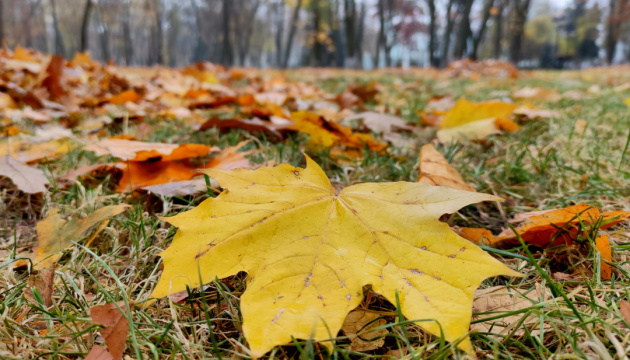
50;0;66;57
123;0;133;65
354;2;365;68
605;0;622;64
440;0;455;67
154;0;164;64
374;0;385;67
283;0;302;68
95;5;110;61
0;0;4;46
344;0;356;61
274;1;285;67
509;0;531;64
80;0;94;52
221;0;233;66
237;0;261;66
426;0;436;66
311;0;323;66
384;0;394;67
453;0;474;59
471;0;494;60
493;0;505;59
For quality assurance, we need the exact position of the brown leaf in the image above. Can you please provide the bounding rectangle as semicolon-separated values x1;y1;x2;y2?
142;177;217;197
472;285;550;337
341;309;388;352
342;112;415;134
84;345;116;360
41;55;67;100
23;266;55;307
0;155;49;193
89;301;133;360
417;144;475;191
199;117;290;139
619;300;630;326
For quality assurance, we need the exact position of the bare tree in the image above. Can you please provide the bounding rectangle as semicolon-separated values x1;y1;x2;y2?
426;0;437;66
374;0;385;67
453;0;474;59
221;0;233;66
283;0;302;68
50;0;66;57
273;0;285;67
605;0;629;64
234;0;261;66
441;0;455;66
0;0;4;46
471;0;495;60
355;1;366;68
80;0;94;52
123;0;133;64
509;0;532;64
95;3;110;61
493;0;506;59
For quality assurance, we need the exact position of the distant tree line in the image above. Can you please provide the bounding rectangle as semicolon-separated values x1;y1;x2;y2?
0;0;628;68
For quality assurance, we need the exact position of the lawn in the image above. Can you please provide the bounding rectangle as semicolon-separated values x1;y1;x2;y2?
1;57;630;359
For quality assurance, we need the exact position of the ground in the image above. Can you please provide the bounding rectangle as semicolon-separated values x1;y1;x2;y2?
1;65;630;359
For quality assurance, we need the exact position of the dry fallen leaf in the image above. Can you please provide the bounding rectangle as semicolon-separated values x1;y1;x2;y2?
342;112;415;134
595;235;612;280
116;141;252;192
289;110;386;151
472;285;550;337
417;144;475;191
84;345;115;360
341;309;388;351
35;205;130;269
0;155;49;193
460;204;630;248
150;155;520;357
620;300;630;326
23;266;55;307
88;301;133;360
85;139;217;161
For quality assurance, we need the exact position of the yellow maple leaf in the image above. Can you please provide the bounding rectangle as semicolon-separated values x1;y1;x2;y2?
439;97;518;129
150;155;520;357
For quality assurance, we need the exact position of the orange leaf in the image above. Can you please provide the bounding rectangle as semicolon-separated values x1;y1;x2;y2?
595;235;612;280
456;227;497;245
290;110;386;151
109;90;142;105
495;204;630;247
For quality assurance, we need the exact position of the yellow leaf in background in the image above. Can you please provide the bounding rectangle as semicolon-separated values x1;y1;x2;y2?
150;155;520;357
290;110;386;151
624;98;630;107
439;97;518;129
34;205;129;269
437;118;501;142
0;138;75;163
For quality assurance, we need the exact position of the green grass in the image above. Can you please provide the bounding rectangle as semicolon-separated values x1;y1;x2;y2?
1;68;630;359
